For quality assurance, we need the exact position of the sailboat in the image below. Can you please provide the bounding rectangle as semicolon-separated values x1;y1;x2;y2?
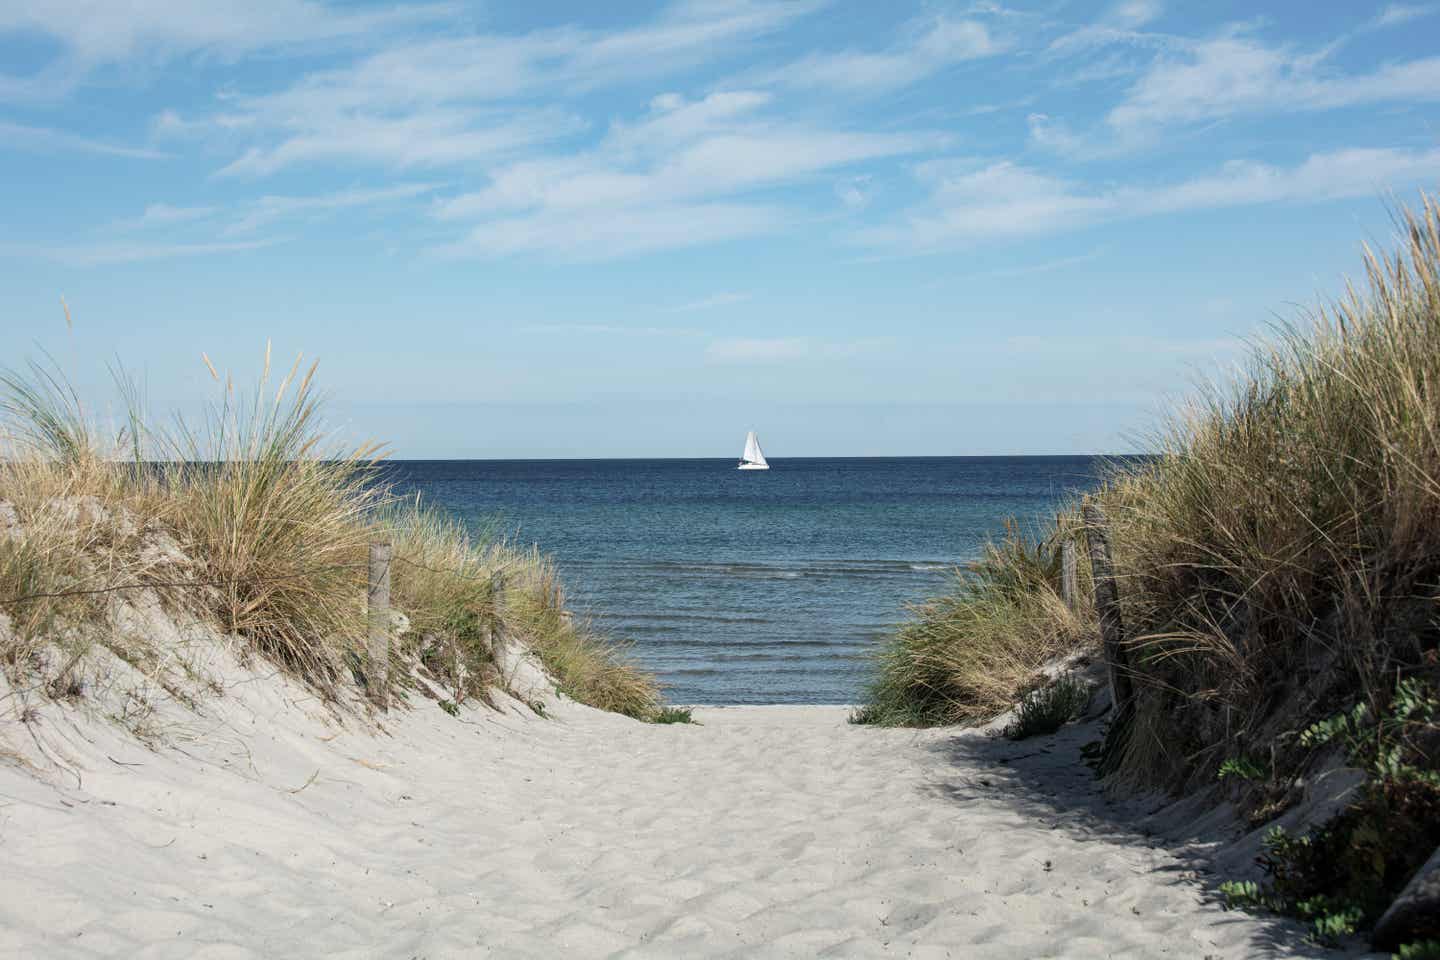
737;430;770;470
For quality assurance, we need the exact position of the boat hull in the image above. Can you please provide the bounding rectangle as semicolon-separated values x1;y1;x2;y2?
737;463;769;470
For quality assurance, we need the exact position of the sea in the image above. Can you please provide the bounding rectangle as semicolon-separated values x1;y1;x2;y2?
385;457;1108;705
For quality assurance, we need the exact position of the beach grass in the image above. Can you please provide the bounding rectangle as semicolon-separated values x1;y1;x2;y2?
861;195;1440;783
0;349;662;720
855;519;1094;727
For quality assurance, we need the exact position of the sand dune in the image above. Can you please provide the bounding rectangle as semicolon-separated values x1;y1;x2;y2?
0;656;1372;959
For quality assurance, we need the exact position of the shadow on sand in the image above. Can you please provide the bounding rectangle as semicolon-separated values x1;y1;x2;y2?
916;705;1380;960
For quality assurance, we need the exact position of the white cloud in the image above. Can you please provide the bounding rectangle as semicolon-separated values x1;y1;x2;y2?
17;239;278;266
835;175;872;209
436;202;781;261
0;121;169;159
214;108;579;177
0;0;455;100
706;337;810;363
861;146;1440;251
190;1;820;176
112;203;218;229
224;183;438;233
751;15;1003;92
1108;37;1440;138
1110;1;1164;29
431;91;937;259
1369;4;1437;29
671;292;752;312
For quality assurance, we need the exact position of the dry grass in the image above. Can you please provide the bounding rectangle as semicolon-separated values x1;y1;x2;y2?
0;348;662;720
1094;195;1440;790
858;194;1440;799
856;520;1095;726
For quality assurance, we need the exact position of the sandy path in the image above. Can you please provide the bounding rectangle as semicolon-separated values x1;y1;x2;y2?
1;680;1360;959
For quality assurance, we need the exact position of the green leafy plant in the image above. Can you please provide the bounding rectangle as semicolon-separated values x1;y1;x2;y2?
438;699;459;717
1003;673;1092;740
1219;680;1440;945
1218;756;1265;782
651;706;694;724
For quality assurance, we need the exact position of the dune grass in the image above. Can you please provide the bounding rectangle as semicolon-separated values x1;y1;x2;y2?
0;349;662;720
854;519;1095;727
861;196;1440;781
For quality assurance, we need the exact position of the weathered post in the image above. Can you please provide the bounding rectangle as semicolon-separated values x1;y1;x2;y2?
367;542;392;710
1060;539;1078;610
487;569;507;653
1082;502;1132;714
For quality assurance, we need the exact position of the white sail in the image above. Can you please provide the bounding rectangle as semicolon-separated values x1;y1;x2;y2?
739;430;769;470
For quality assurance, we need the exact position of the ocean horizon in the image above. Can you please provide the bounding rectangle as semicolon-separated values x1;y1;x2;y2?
384;455;1112;705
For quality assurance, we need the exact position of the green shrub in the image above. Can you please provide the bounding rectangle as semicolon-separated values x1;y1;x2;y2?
1220;680;1440;944
651;706;694;724
1003;673;1092;740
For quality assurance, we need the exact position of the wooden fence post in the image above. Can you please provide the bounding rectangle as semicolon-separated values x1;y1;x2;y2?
1082;502;1133;715
367;542;392;710
487;569;507;653
1060;539;1078;610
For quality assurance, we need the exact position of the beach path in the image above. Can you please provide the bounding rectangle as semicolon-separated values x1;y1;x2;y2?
0;692;1358;958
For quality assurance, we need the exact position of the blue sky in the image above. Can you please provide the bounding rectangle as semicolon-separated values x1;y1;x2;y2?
2;1;1439;457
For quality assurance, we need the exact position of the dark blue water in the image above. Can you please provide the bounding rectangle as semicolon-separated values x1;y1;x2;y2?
384;457;1107;705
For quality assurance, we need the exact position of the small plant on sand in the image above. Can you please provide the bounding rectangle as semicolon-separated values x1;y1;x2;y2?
651;706;694;724
1217;756;1266;782
1003;673;1092;740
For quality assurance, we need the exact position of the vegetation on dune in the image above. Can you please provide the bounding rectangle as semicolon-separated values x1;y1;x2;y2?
854;519;1095;727
0;349;663;721
1003;673;1092;741
859;194;1440;948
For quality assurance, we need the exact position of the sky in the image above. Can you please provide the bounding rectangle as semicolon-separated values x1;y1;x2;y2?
2;1;1439;458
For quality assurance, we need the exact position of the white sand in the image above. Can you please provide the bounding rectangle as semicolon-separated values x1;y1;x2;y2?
1;656;1373;959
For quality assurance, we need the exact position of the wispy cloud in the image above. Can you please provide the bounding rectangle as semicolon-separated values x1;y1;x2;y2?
17;238;278;266
431;90;938;260
1107;36;1440;140
110;203;218;230
0;0;457;101
0;120;169;159
861;146;1440;251
1367;4;1437;29
670;292;751;313
523;323;705;337
224;183;438;233
704;335;894;363
182;1;821;177
749;14;1005;93
924;248;1107;287
706;337;811;363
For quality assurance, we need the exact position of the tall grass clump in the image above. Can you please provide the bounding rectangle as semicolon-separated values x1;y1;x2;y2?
161;351;388;689
856;519;1094;726
381;502;661;718
1;346;661;719
1099;196;1440;793
495;545;662;719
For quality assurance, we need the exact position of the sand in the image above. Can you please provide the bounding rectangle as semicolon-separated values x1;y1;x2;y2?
0;655;1375;960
